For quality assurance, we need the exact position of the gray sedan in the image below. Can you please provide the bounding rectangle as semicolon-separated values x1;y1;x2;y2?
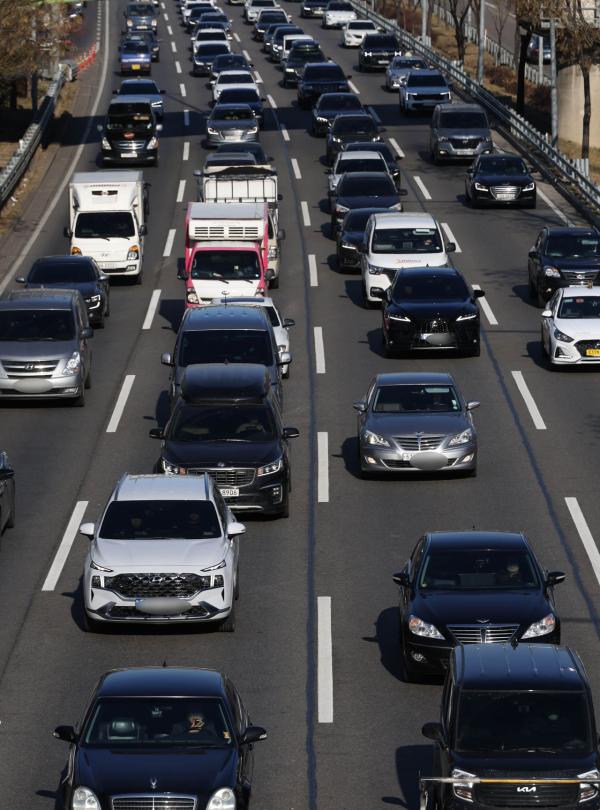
354;372;478;476
385;55;427;90
205;103;260;146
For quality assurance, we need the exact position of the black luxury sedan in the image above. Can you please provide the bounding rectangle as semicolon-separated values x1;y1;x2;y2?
332;171;401;231
358;33;401;70
151;364;299;518
311;92;364;136
282;39;325;86
297;61;350;108
380;266;484;356
528;226;600;306
465;154;536;208
337;206;388;269
394;531;565;681
0;450;15;535
16;255;110;327
210;52;253;80
54;667;267;810
325;112;381;164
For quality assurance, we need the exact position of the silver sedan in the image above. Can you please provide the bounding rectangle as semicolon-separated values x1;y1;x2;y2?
205;103;260;146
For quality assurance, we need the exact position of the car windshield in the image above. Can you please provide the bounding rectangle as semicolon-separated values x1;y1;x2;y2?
75;212;136;239
121;42;150;53
191;250;261;282
29;262;96;283
106;109;153;130
99;500;221;539
329;2;352;8
196;31;226;40
120;82;158;95
374;227;443;254
456;692;592;754
214;56;248;69
439;111;487;128
83;698;234;748
393;273;468;299
218;73;254;85
557;296;600;319
373;384;461;413
346;142;394;163
128;3;154;13
305;65;345;80
479;156;527;175
337;158;384;174
178;329;273;366
320;95;362;112
348;21;375;28
212;106;253;121
218;143;267;161
260;12;287;21
0;310;75;341
407;73;446;86
546;234;600;258
169;404;276;442
339;174;394;196
419;548;540;591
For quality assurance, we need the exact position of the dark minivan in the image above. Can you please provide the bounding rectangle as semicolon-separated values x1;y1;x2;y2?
101;97;161;165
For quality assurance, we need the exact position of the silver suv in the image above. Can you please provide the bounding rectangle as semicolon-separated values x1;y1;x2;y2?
430;102;493;163
0;289;92;406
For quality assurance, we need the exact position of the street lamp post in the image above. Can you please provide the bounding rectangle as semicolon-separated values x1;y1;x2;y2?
477;0;485;84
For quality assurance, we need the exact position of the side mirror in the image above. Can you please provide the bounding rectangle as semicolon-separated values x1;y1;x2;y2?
392;570;409;587
283;426;299;439
277;192;283;201
277;228;286;240
53;725;78;743
546;571;566;586
79;522;95;538
99;273;110;282
283;318;295;328
352;401;367;412
346;73;352;79
422;721;445;745
81;327;94;339
139;224;148;236
528;250;538;259
160;88;166;94
149;427;164;439
473;288;485;298
541;309;552;318
241;725;267;745
261;96;267;102
278;351;291;366
379;126;386;133
112;89;118;95
227;520;246;537
398;188;408;196
370;288;384;300
64;226;72;238
161;352;174;366
445;242;456;253
15;276;26;284
466;401;480;411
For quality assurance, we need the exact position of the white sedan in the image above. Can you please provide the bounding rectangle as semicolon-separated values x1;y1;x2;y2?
341;19;379;46
541;286;600;366
322;0;356;28
212;69;258;102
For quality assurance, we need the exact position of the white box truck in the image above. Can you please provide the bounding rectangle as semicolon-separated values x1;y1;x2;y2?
65;170;148;283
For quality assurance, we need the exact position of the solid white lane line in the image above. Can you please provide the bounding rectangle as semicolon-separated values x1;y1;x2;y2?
538;188;572;226
233;32;240;42
308;254;318;287
183;109;190;126
180;83;187;97
175;60;182;74
142;289;161;330
106;375;136;434
280;125;290;141
301;201;311;227
243;49;251;61
389;137;405;158
565;498;600;588
314;326;326;374
176;179;186;203
368;105;381;123
511;371;547;430
163;228;176;257
317;432;329;503
291;158;301;180
441;221;462;253
166;24;173;34
41;501;89;591
471;283;498;326
254;70;263;83
171;40;177;52
317;596;334;723
413;175;431;200
348;80;360;94
183;141;190;161
267;94;277;109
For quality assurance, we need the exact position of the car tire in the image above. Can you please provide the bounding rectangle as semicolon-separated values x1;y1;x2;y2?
465;342;480;357
219;603;236;632
537;287;547;309
278;487;290;518
85;368;92;389
363;284;375;309
234;572;239;601
470;194;479;209
4;499;15;530
382;331;394;357
72;388;85;407
95;315;105;329
400;636;421;683
135;271;143;285
528;275;537;302
269;273;279;289
82;611;106;633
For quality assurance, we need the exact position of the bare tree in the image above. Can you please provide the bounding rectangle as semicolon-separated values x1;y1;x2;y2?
493;0;513;53
447;0;474;63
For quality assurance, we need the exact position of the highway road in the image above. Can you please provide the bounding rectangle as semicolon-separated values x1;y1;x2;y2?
0;0;599;807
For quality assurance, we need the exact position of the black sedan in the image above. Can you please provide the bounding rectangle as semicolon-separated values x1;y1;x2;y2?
380;266;484;356
210;52;253;80
311;92;364;136
16;255;110;327
528;226;600;306
336;206;387;269
297;61;350;109
332;171;400;231
193;42;231;76
217;87;265;126
393;531;565;681
0;450;15;535
282;40;325;87
465;154;536;208
343;140;402;183
54;667;267;810
326;112;381;164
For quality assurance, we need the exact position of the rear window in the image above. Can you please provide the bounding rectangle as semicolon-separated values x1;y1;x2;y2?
374;227;444;255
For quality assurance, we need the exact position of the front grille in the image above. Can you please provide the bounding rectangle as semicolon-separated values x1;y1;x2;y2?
476;783;579;808
108;604;210;619
1;358;59;378
449;137;481;148
104;573;208;599
575;339;600;354
112;795;196;810
312;83;343;93
384;458;452;469
422;319;450;333
562;269;599;283
491;185;520;199
188;467;256;487
394;434;445;451
448;624;519;644
114;140;147;150
415;93;446;100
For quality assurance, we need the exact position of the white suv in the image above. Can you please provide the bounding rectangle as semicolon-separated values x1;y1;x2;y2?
79;474;245;632
360;212;456;307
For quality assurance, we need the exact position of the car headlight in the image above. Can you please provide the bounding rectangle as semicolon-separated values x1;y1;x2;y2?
553;327;573;343
206;788;236;810
268;245;278;258
389;313;411;322
523;182;535;191
408;614;444;639
126;18;133;25
248;126;258;134
162;459;181;475
368;264;386;275
399;75;408;85
522;613;555;639
147;136;158;149
363;50;372;56
258;458;282;476
362;430;390;447
187;289;199;304
70;246;82;255
579;770;599;803
456;312;477;321
72;787;101;810
448;428;473;446
127;246;139;261
101;137;111;149
544;265;561;277
437;136;449;143
90;559;113;572
390;202;403;210
452;769;476;803
62;351;82;376
443;91;451;98
88;294;101;303
202;558;226;572
335;203;349;213
474;182;488;191
316;116;327;122
207;127;218;135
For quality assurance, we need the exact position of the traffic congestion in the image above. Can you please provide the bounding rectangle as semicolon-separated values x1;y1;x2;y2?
2;0;600;807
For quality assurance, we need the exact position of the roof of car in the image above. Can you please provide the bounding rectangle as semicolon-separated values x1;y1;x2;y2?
181;363;270;403
336;150;385;161
545;226;600;236
375;371;454;387
114;473;213;502
0;289;80;308
371;211;437;228
30;255;96;267
182;304;270;330
96;667;227;698
439;102;486;113
453;644;586;692
558;286;600;297
426;531;526;549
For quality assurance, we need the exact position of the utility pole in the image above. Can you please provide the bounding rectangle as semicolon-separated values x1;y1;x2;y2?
549;17;558;146
421;0;428;44
477;0;485;84
538;34;543;83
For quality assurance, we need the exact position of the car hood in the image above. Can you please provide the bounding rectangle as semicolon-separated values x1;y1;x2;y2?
366;411;469;437
475;173;533;186
0;340;76;360
93;536;227;568
389;298;473;316
338;192;399;209
554;317;600;339
25;281;98;297
450;751;597;775
411;589;549;629
163;439;279;467
75;747;237;800
438;127;489;139
334;131;379;143
121;52;151;60
210;119;256;129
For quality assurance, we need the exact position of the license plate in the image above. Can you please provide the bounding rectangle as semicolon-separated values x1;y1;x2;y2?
402;452;412;461
121;152;138;158
585;348;600;357
496;193;515;200
454;149;473;154
377;59;388;64
220;487;240;497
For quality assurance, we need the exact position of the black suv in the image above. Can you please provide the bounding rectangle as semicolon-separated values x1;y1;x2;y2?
101;97;161;166
358;33;401;70
297;61;350;109
151;364;299;518
422;643;600;810
528;226;600;307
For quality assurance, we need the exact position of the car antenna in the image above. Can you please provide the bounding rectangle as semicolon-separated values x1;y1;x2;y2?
222;289;229;304
162;660;168;667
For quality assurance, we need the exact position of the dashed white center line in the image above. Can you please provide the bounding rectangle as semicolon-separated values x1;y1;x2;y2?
267;94;277;109
301;201;311;226
314;326;326;374
163;11;168;20
166;23;173;34
388;137;405;158
291;158;301;180
183;109;190;126
441;221;461;253
160;0;165;8
317;595;334;723
41;501;89;592
254;70;263;83
180;83;187;97
511;371;547;430
565;498;600;588
233;32;240;42
308;254;318;287
538;188;572;226
163;228;176;257
142;289;162;330
280;125;290;142
176;179;186;203
183;141;190;161
348;80;360;94
243;49;251;61
367;105;381;123
106;375;136;434
175;60;182;74
171;41;177;53
317;432;329;503
471;283;498;326
413;175;431;200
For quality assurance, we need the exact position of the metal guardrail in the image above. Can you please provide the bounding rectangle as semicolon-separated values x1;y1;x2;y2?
0;65;66;210
350;0;600;223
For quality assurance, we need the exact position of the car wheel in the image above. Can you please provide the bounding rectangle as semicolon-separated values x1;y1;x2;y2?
82;611;106;633
105;296;111;317
382;331;394;357
363;284;375;309
84;368;92;389
95;315;105;329
400;635;421;683
219;603;236;632
541;326;549;357
135;271;143;285
537;287;547;309
234;572;239;601
278;487;290;518
330;215;337;234
470;193;479;209
72;388;85;407
465;341;480;357
269;273;279;290
528;275;537;301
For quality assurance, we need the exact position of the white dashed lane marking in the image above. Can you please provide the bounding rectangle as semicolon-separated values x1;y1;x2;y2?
41;501;89;592
142;289;161;331
565;498;600;588
301;201;311;226
511;371;547;430
471;284;498;327
291;158;301;180
318;596;334;723
413;175;431;200
106;375;136;434
317;432;329;503
308;254;318;287
441;221;461;253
